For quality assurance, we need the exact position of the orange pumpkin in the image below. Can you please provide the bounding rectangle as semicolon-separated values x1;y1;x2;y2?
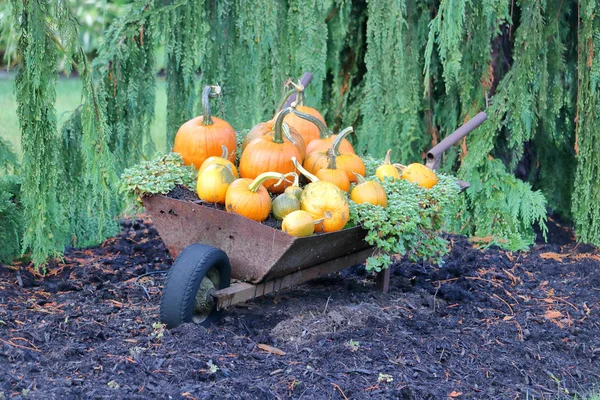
303;126;365;183
292;158;349;233
291;108;355;155
173;85;236;169
239;108;303;194
397;163;438;189
315;151;350;193
241;119;306;159
375;149;400;182
199;145;239;178
225;172;290;222
350;172;387;208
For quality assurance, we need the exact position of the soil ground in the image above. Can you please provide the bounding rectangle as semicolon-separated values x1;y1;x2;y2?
1;212;599;399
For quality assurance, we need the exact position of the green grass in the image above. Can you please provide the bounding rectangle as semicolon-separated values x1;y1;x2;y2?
0;76;168;160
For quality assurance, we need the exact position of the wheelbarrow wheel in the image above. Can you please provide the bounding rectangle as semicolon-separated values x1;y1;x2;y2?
160;244;231;328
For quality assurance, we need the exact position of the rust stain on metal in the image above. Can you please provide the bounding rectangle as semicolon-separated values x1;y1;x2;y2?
143;195;371;284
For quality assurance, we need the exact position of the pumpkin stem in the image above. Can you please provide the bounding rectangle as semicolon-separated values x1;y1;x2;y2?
313;218;324;225
332;126;354;156
248;172;288;193
384;149;393;165
291;157;319;183
273;107;293;144
326;148;338;170
351;171;367;184
220;144;229;159
201;85;220;126
292;107;331;139
393;163;407;172
289;79;305;106
276;88;298;112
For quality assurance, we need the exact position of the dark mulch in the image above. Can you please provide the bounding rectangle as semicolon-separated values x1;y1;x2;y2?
1;213;599;399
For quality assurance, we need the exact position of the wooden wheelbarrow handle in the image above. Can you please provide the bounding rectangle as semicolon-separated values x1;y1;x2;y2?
282;72;313;108
425;111;488;191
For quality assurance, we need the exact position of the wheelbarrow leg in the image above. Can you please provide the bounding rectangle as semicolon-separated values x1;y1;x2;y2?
376;268;390;293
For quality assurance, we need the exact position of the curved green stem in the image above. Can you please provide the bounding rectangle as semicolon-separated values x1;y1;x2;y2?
326;149;338;170
332;127;354;156
202;85;220;126
393;163;407;172
276;88;298;112
384;149;392;165
220;145;228;159
351;171;367;184
291;157;319;183
248;172;288;192
273;107;293;144
289;80;305;107
292;108;331;139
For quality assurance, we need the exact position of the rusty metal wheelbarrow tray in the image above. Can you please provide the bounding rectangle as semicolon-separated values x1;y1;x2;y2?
143;195;373;285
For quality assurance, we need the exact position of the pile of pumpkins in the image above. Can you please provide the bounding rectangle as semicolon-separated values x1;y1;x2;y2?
172;83;438;237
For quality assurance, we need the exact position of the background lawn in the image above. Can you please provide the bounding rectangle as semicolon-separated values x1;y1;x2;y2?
0;75;168;160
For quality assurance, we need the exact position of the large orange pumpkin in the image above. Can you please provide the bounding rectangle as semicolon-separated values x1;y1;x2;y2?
239;108;303;194
303;126;365;183
173;85;236;170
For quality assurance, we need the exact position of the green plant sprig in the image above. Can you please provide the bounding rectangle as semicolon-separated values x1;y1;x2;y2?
119;152;197;200
349;173;460;272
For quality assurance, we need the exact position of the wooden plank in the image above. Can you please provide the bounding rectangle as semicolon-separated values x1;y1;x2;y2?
215;247;374;310
376;267;391;293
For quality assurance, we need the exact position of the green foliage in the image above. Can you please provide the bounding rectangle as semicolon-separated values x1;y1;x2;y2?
0;136;17;174
358;0;429;162
0;175;22;264
163;0;206;147
120;152;196;199
11;0;80;268
454;158;547;251
93;0;160;168
349;174;460;272
572;0;600;246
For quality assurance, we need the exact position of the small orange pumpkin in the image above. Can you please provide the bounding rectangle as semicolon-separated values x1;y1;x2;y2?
292;158;349;233
291;108;355;155
375;149;400;182
196;164;236;204
315;151;350;193
199;145;239;178
350;172;387;208
303;126;365;183
397;163;438;189
173;85;236;169
239;108;304;194
225;172;290;222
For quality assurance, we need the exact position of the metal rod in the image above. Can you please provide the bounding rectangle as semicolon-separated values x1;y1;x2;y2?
283;72;313;108
426;112;487;170
215;247;374;310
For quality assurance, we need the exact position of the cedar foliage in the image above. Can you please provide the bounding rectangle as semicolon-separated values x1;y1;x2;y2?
8;0;600;266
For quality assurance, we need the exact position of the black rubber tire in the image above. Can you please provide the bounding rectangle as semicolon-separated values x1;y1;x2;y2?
160;244;231;328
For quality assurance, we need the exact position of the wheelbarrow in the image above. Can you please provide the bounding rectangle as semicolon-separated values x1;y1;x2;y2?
145;77;487;328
